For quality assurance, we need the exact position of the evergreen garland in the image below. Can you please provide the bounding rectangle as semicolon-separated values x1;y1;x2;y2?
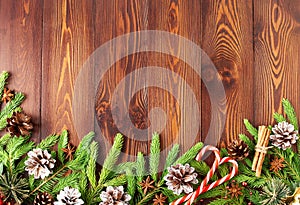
2;71;300;205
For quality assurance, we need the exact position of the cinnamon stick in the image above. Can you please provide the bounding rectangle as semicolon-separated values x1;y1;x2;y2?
252;126;264;171
255;127;271;177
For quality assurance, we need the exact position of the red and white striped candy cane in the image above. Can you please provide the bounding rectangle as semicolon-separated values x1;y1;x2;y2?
170;145;221;205
170;145;238;205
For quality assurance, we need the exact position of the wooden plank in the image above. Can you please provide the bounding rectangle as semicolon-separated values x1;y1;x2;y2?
202;0;253;144
254;0;300;125
94;0;152;160
155;0;202;153
0;0;43;141
42;0;94;144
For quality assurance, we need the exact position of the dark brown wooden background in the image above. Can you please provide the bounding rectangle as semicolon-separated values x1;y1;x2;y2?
0;0;300;161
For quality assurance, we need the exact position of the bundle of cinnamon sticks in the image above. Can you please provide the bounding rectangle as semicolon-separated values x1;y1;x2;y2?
252;125;271;177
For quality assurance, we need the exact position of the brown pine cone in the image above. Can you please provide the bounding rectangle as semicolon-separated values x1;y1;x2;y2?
33;192;54;205
6;112;33;136
228;140;249;160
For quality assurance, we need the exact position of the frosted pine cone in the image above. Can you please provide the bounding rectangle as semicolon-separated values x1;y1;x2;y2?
164;164;198;195
270;121;298;150
25;148;56;179
54;187;84;205
99;186;131;205
34;192;54;205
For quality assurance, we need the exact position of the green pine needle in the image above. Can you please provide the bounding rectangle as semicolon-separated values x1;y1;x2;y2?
239;134;255;152
103;174;127;187
175;142;203;165
86;141;98;188
74;132;95;158
36;134;59;150
0;71;9;100
136;152;145;183
125;168;136;204
273;112;286;123
57;130;68;163
282;98;298;130
52;173;80;194
150;132;160;182
99;133;124;184
243;119;258;141
67;149;89;171
164;144;180;171
0;134;10;146
0;92;25;130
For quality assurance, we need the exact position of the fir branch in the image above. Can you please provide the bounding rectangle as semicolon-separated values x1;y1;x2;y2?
137;188;160;205
198;186;225;199
52;172;80;194
0;71;9;100
57;130;68;163
86;141;98;188
150;132;160;182
208;198;234;205
189;159;210;176
136;152;145;183
27;164;68;197
243;119;258;141
79;172;88;199
74;131;95;158
67;149;89;171
161;187;177;202
273;112;286;123
175;142;203;165
0;134;10;146
239;134;255;152
0;92;25;130
282;98;298;130
125;168;136;204
103;174;127;187
99;133;124;184
163;144;180;175
36;134;59;150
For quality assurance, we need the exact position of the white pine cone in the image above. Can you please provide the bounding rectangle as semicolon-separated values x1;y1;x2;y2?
164;164;198;195
99;186;131;205
54;187;84;205
270;121;299;150
25;148;56;179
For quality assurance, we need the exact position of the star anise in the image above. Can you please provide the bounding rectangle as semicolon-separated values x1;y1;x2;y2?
140;176;155;195
153;193;167;205
226;182;243;199
1;88;14;103
270;156;285;173
61;143;76;161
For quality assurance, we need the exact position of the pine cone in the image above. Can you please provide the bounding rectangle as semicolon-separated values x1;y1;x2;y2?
227;140;249;160
270;121;299;150
99;186;131;205
34;192;54;205
25;148;56;179
164;164;198;195
54;187;84;205
6;112;33;136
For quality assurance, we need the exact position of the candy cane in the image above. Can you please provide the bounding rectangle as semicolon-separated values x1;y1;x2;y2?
170;145;221;205
170;145;238;205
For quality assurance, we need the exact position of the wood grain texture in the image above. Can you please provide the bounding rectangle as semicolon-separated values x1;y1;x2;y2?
42;0;94;144
254;0;300;125
1;0;300;172
0;0;43;142
202;0;253;144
